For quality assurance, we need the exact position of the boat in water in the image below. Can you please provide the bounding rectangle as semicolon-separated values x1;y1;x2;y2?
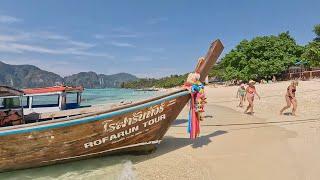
0;39;223;172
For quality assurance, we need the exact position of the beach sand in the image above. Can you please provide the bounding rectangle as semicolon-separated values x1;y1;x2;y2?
134;79;320;180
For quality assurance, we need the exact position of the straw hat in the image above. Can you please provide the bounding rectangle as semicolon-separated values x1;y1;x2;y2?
248;80;255;84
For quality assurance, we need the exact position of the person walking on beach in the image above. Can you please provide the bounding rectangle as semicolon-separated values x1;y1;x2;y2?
236;83;246;107
244;80;260;115
280;80;298;116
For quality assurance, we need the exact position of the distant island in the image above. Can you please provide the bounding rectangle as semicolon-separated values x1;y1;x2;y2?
0;61;138;88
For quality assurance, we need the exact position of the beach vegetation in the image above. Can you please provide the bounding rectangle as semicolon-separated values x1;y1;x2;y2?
121;74;188;89
302;24;320;67
214;32;304;81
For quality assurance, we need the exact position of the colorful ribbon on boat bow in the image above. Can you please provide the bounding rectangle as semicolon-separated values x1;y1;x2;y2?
185;73;207;139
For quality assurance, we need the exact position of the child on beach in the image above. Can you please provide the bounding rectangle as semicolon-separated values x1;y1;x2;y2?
280;80;298;116
244;80;260;115
236;83;246;107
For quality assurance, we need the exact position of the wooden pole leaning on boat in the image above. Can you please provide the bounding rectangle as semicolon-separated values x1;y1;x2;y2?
197;39;224;82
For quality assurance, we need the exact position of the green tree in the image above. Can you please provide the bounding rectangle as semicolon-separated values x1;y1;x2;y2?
215;32;303;81
121;74;188;89
302;24;320;67
313;24;320;41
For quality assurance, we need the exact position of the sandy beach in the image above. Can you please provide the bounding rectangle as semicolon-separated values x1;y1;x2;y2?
134;79;320;180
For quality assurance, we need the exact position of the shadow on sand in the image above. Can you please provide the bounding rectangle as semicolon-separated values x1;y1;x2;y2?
172;116;214;126
158;130;227;151
171;119;188;125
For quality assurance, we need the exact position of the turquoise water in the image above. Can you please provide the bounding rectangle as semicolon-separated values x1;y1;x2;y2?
19;88;159;108
81;88;159;106
0;88;160;180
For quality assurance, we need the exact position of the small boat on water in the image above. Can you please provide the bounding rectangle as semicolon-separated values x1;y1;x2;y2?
0;40;223;172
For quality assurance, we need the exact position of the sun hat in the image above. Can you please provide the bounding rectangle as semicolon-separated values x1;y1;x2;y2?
248;80;255;84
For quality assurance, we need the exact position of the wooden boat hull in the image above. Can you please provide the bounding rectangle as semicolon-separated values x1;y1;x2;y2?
0;90;190;172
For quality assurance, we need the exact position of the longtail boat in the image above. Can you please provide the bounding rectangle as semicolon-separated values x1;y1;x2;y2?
0;39;223;172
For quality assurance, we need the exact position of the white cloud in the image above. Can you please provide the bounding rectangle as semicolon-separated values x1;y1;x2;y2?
145;47;165;53
0;15;21;23
68;50;114;58
110;41;135;48
129;56;151;62
67;40;95;49
147;17;168;25
7;43;63;54
0;43;23;53
94;27;140;39
0;42;113;58
0;34;23;42
30;31;95;49
105;34;139;38
93;34;105;39
0;30;113;58
35;31;69;40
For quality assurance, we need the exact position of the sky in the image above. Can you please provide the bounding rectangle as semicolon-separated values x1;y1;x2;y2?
0;0;319;78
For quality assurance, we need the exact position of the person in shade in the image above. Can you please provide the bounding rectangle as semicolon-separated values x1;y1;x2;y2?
280;80;299;116
236;83;246;107
244;80;260;115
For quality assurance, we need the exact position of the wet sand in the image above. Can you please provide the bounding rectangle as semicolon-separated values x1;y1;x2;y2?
135;79;320;180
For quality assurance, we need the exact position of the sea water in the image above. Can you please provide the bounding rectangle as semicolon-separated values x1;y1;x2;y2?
0;88;159;180
81;88;159;106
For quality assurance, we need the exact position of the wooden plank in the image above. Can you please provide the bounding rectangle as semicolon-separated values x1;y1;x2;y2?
198;39;224;82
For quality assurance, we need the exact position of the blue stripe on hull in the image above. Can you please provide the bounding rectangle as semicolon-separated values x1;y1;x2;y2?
0;91;190;136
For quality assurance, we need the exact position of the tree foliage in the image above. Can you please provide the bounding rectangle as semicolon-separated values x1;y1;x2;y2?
121;74;188;89
302;24;320;67
313;24;320;41
215;32;304;81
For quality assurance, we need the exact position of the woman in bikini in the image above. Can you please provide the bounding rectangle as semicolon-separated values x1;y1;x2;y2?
244;80;260;115
280;81;298;116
